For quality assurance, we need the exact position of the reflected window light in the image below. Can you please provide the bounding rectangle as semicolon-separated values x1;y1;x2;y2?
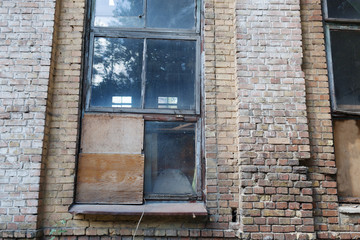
158;96;178;109
112;96;132;108
109;0;115;6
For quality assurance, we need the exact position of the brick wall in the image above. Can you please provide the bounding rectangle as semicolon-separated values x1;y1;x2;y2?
204;0;239;236
0;0;56;238
236;0;315;239
39;0;85;236
300;0;338;239
301;0;360;239
37;0;241;238
3;0;360;239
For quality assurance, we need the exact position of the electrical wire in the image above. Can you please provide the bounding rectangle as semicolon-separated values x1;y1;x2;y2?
132;199;146;240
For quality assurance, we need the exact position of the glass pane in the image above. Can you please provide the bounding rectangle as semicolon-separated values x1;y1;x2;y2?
94;0;144;27
147;0;195;29
90;37;143;108
330;30;360;111
327;0;360;20
144;122;196;197
145;39;196;110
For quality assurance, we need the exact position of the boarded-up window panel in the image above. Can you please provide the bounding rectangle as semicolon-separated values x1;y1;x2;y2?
80;114;144;154
76;153;144;204
334;119;360;198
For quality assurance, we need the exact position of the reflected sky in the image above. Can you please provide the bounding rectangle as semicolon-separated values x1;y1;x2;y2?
95;0;144;27
94;0;195;29
147;0;195;29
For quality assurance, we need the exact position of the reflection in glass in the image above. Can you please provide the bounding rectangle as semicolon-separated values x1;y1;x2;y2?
145;39;196;110
327;0;360;19
144;122;196;197
112;96;132;108
94;0;144;27
158;96;178;109
90;37;143;108
330;30;360;110
147;0;195;29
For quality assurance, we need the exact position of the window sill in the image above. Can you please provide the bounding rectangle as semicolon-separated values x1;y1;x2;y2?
339;205;360;214
69;202;207;216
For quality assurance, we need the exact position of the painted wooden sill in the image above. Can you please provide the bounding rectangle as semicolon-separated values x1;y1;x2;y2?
69;202;207;216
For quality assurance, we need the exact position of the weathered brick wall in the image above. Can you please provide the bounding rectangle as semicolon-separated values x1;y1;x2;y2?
301;0;360;239
203;0;239;236
38;0;240;238
4;0;360;239
39;0;84;236
236;0;315;239
300;0;338;239
0;0;56;238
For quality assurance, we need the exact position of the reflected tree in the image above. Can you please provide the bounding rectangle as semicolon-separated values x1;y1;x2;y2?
90;37;143;108
145;39;196;110
112;0;143;17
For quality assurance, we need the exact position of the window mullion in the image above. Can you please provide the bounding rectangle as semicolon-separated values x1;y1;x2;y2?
141;38;147;109
144;0;147;28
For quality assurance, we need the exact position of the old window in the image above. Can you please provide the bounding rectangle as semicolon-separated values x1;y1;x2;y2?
324;0;360;202
75;0;202;206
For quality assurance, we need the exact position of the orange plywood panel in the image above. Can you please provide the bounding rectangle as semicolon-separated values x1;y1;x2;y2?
76;153;144;204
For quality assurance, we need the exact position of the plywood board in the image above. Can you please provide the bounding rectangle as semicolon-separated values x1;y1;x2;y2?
334;119;360;197
81;114;143;154
76;153;144;204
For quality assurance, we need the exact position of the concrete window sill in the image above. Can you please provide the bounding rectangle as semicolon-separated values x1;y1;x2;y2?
339;205;360;214
68;202;207;216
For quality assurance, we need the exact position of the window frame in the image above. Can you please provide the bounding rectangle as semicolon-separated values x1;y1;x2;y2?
83;0;202;115
324;24;360;115
78;0;204;203
323;0;360;203
323;0;360;115
143;118;203;201
323;0;360;23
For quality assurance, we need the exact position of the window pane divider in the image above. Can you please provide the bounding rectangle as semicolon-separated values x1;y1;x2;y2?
141;38;147;109
86;107;198;115
143;0;147;28
324;25;337;112
85;32;95;112
93;27;198;34
325;17;360;24
92;29;199;39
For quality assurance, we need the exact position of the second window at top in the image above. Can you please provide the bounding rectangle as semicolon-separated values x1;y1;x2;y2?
85;0;201;115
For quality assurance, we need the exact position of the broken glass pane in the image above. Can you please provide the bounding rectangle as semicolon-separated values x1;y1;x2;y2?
147;0;196;29
327;0;360;20
94;0;144;27
330;29;360;111
90;37;143;108
145;39;196;110
144;121;196;197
